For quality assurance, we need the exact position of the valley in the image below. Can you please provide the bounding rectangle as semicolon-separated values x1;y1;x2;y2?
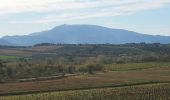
0;44;170;99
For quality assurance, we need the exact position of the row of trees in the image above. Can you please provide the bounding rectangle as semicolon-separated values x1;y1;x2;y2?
1;49;170;82
0;56;106;82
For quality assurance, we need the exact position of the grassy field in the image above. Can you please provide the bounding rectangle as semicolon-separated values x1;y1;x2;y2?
104;62;170;71
0;67;170;96
0;55;18;60
1;83;170;100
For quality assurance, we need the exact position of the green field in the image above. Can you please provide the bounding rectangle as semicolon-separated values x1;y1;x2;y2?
0;55;18;60
105;62;170;71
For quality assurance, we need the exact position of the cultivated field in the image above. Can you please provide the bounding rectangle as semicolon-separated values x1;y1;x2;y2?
0;67;170;96
1;83;170;100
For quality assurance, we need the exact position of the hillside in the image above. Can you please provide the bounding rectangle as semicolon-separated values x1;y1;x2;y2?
0;39;11;45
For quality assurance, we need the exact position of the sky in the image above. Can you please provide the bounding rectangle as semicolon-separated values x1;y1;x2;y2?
0;0;170;37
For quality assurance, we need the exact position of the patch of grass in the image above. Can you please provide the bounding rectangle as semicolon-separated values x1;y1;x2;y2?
105;62;170;71
0;55;18;60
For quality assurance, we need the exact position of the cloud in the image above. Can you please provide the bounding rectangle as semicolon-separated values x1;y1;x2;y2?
5;0;170;24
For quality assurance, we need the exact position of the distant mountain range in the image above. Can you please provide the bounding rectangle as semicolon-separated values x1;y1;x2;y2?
1;24;170;46
0;39;11;46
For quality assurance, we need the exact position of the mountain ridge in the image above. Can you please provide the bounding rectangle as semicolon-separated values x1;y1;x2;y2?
1;24;170;46
0;39;12;46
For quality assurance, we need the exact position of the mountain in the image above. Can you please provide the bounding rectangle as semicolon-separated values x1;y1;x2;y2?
0;39;11;46
2;24;170;46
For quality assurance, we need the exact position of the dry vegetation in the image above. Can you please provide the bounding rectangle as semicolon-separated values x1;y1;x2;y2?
0;67;170;95
1;83;170;100
0;44;170;99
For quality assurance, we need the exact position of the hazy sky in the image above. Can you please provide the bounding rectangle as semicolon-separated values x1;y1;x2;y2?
0;0;170;37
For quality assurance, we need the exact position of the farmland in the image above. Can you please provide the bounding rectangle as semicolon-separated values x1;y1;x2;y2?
0;55;18;60
0;43;170;99
1;83;170;100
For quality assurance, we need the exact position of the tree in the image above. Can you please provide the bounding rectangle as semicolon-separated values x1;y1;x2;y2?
0;62;6;82
0;61;3;68
68;66;75;74
46;59;53;65
86;57;96;74
6;67;15;79
85;56;105;74
87;65;94;74
57;57;67;76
